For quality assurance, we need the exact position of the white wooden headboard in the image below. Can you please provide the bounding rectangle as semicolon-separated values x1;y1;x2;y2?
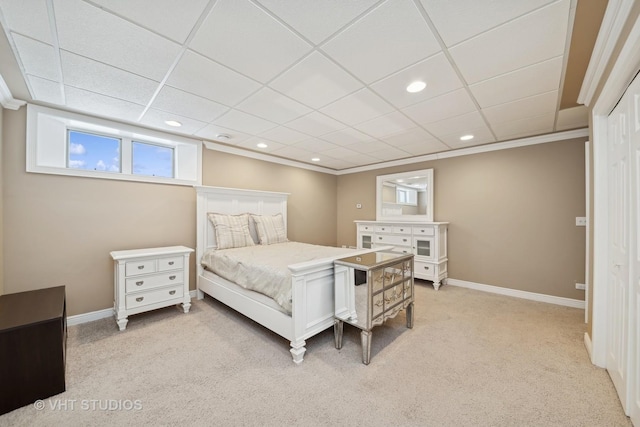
195;186;289;271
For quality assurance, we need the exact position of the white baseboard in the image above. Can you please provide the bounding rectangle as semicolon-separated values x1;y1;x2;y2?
446;278;586;309
66;290;199;326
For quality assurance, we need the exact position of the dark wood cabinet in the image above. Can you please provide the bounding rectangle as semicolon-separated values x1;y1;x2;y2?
0;286;66;415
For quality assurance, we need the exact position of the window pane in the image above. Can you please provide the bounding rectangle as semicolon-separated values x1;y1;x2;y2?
132;141;174;178
68;130;121;172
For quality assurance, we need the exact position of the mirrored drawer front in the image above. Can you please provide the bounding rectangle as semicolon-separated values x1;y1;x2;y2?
126;285;184;309
392;226;411;234
125;260;157;277
412;226;435;236
414;261;435;279
158;256;183;271
358;224;374;232
125;271;183;293
375;234;411;246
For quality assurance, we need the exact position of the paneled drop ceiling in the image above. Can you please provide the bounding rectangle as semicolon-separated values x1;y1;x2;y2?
0;0;597;171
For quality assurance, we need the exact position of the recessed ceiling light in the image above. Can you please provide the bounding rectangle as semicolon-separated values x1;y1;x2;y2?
311;157;320;162
257;142;268;148
406;81;426;93
460;134;474;141
165;120;182;127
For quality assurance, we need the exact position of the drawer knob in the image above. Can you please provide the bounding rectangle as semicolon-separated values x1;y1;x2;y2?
168;261;174;265
403;238;407;242
136;297;144;302
169;275;176;280
138;265;144;270
136;281;144;286
378;237;382;240
424;266;430;270
169;290;176;295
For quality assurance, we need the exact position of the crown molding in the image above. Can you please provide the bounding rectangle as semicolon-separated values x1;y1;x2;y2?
577;0;635;106
0;74;26;110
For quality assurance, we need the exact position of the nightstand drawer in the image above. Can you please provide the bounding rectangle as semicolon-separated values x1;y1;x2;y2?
125;260;156;276
125;285;184;310
414;260;435;279
158;256;183;271
125;271;183;293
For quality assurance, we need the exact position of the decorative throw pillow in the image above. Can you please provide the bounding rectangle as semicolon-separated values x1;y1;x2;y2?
208;213;255;249
251;213;288;245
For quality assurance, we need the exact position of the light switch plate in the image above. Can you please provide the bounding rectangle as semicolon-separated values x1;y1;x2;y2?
575;217;587;226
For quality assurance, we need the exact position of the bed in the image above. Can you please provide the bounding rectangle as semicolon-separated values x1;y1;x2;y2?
195;185;389;364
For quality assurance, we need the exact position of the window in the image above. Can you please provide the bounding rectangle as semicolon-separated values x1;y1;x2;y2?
132;141;173;178
27;104;202;186
68;130;121;173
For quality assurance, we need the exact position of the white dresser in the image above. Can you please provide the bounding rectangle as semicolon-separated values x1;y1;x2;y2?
111;246;193;330
355;221;448;290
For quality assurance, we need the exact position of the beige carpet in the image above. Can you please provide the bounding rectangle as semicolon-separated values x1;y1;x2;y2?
1;282;632;426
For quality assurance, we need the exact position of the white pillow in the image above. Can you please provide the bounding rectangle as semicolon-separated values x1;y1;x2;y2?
251;214;288;245
208;213;255;249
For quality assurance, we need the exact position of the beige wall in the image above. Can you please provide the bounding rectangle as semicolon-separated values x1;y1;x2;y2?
2;107;338;316
0;106;4;296
338;137;588;300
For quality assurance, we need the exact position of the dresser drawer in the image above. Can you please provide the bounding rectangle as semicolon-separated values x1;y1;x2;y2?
125;260;156;277
375;234;411;246
392;226;411;234
413;226;435;236
158;256;183;271
125;271;183;293
374;225;392;233
414;260;435;279
358;224;375;232
126;285;184;310
386;245;412;255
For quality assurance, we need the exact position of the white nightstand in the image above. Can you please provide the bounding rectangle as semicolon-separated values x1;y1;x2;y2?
111;246;194;331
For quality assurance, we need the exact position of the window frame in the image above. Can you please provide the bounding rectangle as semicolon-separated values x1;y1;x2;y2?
26;104;202;186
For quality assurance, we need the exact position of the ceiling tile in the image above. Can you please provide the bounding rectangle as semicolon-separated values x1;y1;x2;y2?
469;56;563;108
424;111;488;138
483;90;558;125
435;126;496;148
0;0;53;44
491;113;555;140
293;138;339;152
448;0;570;84
321;145;364;160
195;124;251;145
321;128;375;145
396;139;449;156
167;50;261;106
28;75;63;105
236;87;311;124
322;0;441;83
258;126;309;145
402;88;477;125
235;137;287;153
213;109;277;135
320;88;395;126
285;111;346;137
139;108;207;135
64;85;146;122
90;0;209;44
421;0;556;47
61;51;158;106
371;53;464;108
383;127;439;147
12;34;60;81
152;85;229;123
346;139;394;153
270;145;315;161
355;111;416;138
270;52;362;109
556;105;588;130
189;0;311;83
256;0;379;44
53;0;182;81
368;145;412;161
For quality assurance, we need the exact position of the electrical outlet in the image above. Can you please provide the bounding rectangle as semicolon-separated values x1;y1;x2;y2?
575;283;586;290
575;217;587;226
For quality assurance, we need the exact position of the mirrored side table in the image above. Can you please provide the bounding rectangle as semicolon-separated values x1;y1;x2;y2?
334;252;414;364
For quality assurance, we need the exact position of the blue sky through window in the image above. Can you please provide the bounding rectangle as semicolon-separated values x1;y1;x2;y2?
68;130;121;172
132;141;174;178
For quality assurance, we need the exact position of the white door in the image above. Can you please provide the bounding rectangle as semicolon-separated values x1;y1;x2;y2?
628;72;640;426
607;90;630;411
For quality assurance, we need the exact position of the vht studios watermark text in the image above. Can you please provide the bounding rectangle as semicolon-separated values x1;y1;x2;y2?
34;399;143;411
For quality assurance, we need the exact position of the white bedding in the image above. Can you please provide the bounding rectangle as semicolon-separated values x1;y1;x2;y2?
201;242;355;314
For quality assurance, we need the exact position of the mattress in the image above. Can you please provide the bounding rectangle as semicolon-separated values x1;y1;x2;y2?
201;241;355;314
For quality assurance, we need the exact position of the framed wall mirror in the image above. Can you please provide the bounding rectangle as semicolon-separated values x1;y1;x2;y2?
376;169;434;222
